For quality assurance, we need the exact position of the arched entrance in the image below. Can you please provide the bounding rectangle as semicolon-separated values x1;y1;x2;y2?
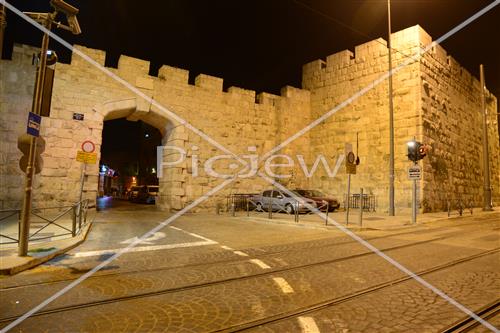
92;97;187;211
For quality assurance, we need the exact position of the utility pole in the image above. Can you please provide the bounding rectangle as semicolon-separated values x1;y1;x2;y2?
18;1;81;256
18;16;53;256
480;64;493;211
387;0;395;216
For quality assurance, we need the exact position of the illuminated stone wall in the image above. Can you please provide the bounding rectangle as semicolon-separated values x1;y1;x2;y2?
418;29;500;211
302;25;499;212
0;44;311;211
1;25;498;213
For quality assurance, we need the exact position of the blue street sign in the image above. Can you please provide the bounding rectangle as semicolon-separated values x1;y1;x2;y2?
27;112;41;137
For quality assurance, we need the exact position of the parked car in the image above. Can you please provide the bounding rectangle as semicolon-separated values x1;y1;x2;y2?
294;189;340;212
128;186;143;201
250;189;317;214
136;185;159;204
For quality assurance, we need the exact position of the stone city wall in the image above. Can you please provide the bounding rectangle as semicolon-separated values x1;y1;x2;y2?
302;25;499;213
0;44;311;211
1;24;498;213
418;29;500;211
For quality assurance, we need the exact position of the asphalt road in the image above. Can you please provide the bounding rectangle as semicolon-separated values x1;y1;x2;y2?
0;201;499;333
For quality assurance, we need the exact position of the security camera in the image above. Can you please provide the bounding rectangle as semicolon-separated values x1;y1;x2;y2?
66;15;81;35
50;0;79;16
50;0;81;35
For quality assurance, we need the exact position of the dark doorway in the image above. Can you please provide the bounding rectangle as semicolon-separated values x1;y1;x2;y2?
99;119;162;205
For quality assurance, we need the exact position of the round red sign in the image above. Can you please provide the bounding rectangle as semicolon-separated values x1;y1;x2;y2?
81;140;95;153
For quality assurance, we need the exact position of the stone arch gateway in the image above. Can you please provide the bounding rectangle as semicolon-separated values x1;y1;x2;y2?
94;97;186;211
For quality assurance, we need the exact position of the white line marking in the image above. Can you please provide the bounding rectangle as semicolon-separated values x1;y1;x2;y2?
249;259;271;269
272;277;294;294
168;225;217;243
182;231;215;242
220;245;234;251
72;240;217;258
233;250;249;257
298;316;320;333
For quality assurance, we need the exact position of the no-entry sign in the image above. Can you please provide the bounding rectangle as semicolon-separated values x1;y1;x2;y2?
81;140;95;153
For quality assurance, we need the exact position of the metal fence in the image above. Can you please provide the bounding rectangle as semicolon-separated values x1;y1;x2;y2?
445;197;473;217
344;193;377;212
0;199;92;245
225;193;331;224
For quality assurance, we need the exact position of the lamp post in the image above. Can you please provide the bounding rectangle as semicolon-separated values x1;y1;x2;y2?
480;64;493;211
18;1;81;256
18;14;53;256
387;0;395;216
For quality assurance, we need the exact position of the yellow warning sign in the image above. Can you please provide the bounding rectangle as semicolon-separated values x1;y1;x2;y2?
76;151;97;164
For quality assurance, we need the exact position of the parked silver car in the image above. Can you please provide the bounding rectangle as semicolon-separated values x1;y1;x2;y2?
251;189;317;214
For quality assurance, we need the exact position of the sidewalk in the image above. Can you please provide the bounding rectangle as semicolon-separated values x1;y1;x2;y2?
231;207;499;231
0;222;93;275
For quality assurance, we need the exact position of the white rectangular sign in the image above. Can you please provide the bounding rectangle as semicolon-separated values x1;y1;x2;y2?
408;165;421;180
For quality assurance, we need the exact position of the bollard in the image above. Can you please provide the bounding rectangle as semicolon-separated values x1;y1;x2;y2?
268;200;272;219
246;199;250;217
295;201;299;223
71;205;77;237
325;202;329;226
358;188;364;227
230;196;236;217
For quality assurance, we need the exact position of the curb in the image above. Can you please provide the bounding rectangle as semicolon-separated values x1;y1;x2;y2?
0;223;93;276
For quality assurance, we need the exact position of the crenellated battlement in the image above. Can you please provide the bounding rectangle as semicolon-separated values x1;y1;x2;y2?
6;42;310;111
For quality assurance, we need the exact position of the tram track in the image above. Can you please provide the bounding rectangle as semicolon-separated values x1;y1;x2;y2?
2;217;498;291
440;300;500;333
220;249;500;332
0;237;498;326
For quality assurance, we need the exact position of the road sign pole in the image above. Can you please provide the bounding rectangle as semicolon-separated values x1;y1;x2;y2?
346;174;351;225
78;163;86;208
412;177;417;225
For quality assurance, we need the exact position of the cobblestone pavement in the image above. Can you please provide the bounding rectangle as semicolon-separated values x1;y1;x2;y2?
0;202;499;332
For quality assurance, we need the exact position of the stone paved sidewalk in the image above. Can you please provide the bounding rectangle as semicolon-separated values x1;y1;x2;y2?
230;206;498;231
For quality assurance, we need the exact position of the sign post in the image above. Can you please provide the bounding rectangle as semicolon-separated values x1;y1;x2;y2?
408;164;421;224
78;141;96;212
345;143;357;225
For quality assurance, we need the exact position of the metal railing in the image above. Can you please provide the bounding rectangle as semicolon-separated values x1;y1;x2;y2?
446;197;473;217
226;194;331;224
344;193;377;212
0;199;92;245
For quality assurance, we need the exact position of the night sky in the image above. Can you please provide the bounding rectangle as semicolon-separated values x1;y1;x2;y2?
3;0;500;99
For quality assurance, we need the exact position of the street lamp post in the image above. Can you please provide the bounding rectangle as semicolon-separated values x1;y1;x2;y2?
18;15;53;256
387;0;395;216
480;64;493;211
18;1;81;256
